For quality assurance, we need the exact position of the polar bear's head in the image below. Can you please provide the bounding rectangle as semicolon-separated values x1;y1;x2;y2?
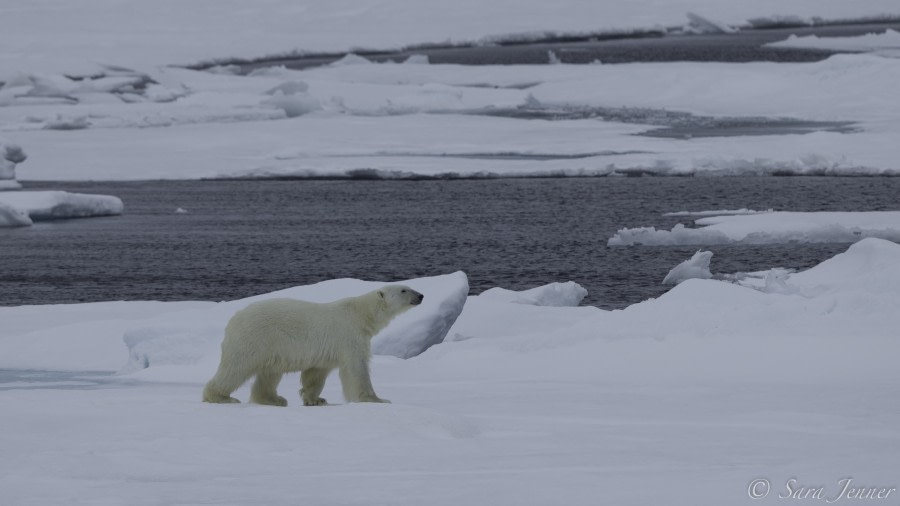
378;285;424;314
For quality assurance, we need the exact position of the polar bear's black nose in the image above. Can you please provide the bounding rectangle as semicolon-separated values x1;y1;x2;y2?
415;293;424;304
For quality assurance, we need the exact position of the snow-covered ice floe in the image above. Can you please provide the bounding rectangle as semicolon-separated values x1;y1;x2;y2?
766;28;900;57
2;241;900;504
662;250;714;285
609;211;900;246
0;191;124;227
478;281;587;307
3;52;900;180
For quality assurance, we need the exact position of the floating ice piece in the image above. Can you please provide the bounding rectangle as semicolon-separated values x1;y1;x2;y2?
684;12;737;34
1;139;26;190
765;29;900;55
265;81;310;96
403;54;429;65
0;191;124;227
0;202;31;226
663;209;773;217
609;211;900;246
43;115;90;130
662;250;713;285
261;93;321;117
479;281;588;307
331;53;373;66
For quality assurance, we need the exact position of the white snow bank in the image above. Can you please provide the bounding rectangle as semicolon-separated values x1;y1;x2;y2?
2;242;900;505
662;250;714;284
609;211;900;246
122;272;468;377
0;191;124;227
478;281;588;307
766;28;900;56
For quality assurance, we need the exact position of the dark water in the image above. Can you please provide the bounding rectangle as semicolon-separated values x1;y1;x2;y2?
2;178;899;309
232;22;900;72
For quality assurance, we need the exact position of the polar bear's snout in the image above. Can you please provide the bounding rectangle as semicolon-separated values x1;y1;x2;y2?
400;287;424;305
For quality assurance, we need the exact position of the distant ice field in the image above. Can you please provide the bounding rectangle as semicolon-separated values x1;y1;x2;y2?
3;177;898;309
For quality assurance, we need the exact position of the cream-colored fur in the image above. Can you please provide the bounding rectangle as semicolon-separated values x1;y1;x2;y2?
203;285;423;406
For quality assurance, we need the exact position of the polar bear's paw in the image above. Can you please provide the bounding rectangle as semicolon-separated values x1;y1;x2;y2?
252;395;288;407
359;394;391;404
202;390;241;404
303;397;328;407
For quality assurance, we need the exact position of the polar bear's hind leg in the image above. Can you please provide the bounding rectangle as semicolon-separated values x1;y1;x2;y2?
202;362;254;404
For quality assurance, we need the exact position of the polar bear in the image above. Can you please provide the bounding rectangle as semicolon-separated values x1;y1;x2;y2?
202;285;423;406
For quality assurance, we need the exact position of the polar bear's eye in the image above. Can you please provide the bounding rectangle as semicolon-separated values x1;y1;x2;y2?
401;289;406;293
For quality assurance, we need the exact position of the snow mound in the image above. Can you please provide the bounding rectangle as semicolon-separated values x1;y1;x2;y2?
766;29;900;56
261;80;321;117
609;211;900;246
662;250;713;285
479;281;588;307
0;191;124;227
121;272;469;374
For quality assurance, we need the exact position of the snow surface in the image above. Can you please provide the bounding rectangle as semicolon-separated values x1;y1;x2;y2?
609;211;900;246
479;281;588;307
767;28;900;57
2;0;897;79
2;240;899;505
662;250;714;284
0;191;124;227
3;52;899;180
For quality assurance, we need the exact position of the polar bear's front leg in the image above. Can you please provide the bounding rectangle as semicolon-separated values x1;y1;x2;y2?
339;359;390;404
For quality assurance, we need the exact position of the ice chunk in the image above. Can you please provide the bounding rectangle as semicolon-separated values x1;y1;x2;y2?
372;272;469;358
403;54;429;65
330;53;372;66
261;93;321;117
43;115;90;130
765;29;900;55
684;12;737;34
1;138;26;190
609;211;900;246
265;81;310;96
479;281;587;307
261;80;321;117
662;250;713;285
663;209;772;217
0;191;124;226
0;202;32;226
